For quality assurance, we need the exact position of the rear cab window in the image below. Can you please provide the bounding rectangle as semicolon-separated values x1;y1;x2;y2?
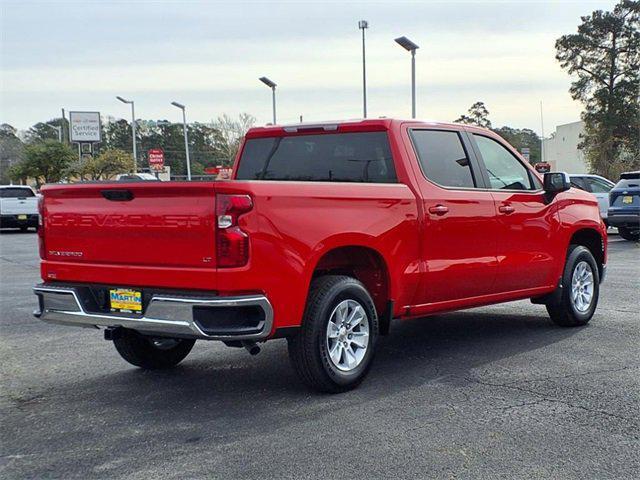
0;188;35;198
236;131;397;183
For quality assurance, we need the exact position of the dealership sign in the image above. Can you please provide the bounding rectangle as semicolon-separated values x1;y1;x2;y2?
69;111;101;142
148;149;165;171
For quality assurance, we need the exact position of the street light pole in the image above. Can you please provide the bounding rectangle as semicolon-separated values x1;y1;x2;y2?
259;77;277;124
411;49;416;119
272;87;276;125
171;101;191;180
540;100;545;163
116;96;137;172
43;123;62;142
358;20;369;118
394;36;420;119
61;108;67;143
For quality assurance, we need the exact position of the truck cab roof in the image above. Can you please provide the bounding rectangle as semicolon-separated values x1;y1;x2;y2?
245;118;476;138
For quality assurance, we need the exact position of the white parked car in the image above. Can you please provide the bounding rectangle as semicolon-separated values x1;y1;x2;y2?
569;174;615;224
0;185;39;231
115;173;161;181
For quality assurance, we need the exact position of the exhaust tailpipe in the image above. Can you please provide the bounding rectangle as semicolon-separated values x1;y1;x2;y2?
241;340;261;355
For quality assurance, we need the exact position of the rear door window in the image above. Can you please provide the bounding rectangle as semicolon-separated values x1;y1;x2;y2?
236;132;396;183
409;130;477;188
0;188;35;198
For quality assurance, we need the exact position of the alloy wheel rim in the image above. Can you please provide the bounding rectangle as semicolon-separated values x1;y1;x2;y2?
571;261;594;313
326;299;370;372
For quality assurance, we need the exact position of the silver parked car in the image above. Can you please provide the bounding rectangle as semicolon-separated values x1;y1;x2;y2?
569;174;615;224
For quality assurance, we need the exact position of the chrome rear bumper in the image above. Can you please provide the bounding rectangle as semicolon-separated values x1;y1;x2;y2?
33;284;273;341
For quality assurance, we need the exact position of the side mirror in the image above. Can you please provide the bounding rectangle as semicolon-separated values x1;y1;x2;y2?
544;172;571;194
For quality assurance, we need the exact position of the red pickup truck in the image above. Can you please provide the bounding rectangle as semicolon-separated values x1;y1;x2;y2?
34;119;607;392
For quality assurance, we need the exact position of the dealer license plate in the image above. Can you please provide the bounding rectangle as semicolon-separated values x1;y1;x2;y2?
622;196;633;204
18;214;27;220
109;288;142;313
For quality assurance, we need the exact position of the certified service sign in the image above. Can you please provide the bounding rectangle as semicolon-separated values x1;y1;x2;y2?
69;111;101;142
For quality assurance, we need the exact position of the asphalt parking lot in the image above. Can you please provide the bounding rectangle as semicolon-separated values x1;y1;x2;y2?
1;231;638;479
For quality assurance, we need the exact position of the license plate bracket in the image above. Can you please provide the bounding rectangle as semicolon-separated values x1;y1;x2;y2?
109;288;142;313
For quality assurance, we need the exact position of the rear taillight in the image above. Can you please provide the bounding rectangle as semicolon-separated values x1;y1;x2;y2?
216;194;252;268
37;195;45;259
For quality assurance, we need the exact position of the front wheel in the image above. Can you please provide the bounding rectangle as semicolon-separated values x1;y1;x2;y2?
546;245;600;327
288;275;378;393
113;329;196;369
618;226;639;242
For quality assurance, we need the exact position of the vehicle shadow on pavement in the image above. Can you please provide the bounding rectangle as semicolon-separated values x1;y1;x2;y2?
38;310;580;412
372;311;578;389
3;309;586;478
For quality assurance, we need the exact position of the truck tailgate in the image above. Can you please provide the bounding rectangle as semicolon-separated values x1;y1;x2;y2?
1;197;38;215
42;182;217;268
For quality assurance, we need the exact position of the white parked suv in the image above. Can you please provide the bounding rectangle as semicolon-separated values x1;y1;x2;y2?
0;185;39;231
569;174;615;224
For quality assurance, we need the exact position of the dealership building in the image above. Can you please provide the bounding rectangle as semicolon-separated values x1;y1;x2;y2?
542;120;588;174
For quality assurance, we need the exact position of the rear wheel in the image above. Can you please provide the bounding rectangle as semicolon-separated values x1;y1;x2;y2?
618;226;639;242
546;245;599;327
288;275;378;393
113;329;196;369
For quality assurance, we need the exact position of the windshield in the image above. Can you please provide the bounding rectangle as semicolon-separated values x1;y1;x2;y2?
614;179;640;189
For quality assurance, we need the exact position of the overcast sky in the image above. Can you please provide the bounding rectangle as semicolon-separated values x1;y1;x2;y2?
0;0;619;134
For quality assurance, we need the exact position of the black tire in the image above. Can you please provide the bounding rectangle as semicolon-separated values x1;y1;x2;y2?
618;227;640;242
287;275;379;393
546;245;600;327
113;329;196;369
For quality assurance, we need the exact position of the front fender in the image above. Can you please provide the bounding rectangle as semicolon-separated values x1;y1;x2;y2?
553;188;607;277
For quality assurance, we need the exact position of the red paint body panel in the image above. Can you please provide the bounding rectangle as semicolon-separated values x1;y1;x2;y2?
553;187;608;275
39;119;606;337
41;182;219;290
214;180;420;328
490;190;561;292
396;123;500;304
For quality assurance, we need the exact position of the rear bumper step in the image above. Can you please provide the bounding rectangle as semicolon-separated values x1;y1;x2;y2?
607;214;640;228
33;283;273;341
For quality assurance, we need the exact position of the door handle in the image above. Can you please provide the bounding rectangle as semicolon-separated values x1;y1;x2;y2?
498;204;515;214
428;204;449;216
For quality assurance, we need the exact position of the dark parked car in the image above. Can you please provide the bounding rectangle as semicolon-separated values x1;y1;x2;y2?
608;171;640;241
